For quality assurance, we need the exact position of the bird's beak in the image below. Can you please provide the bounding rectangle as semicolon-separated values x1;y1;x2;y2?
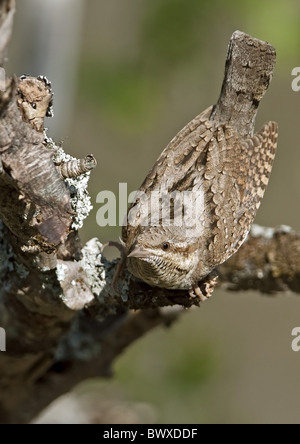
127;246;150;259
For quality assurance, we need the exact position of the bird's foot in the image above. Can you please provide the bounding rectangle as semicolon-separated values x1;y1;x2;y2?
189;273;218;302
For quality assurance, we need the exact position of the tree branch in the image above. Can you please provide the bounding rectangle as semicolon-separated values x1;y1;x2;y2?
219;224;300;294
0;9;282;424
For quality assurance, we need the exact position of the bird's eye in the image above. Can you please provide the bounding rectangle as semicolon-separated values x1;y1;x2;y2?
162;242;170;251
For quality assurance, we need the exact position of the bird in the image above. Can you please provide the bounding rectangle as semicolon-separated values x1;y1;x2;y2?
121;31;278;301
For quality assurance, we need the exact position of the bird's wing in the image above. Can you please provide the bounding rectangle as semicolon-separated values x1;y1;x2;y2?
197;120;278;266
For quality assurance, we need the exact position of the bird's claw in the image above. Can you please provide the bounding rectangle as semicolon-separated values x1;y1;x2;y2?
189;274;218;302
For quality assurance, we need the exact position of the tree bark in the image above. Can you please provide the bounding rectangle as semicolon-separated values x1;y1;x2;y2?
0;5;286;423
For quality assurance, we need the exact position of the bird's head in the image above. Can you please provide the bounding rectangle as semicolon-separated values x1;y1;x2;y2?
126;229;204;290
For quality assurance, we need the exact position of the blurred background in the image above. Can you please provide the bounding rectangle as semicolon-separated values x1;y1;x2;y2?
7;0;300;424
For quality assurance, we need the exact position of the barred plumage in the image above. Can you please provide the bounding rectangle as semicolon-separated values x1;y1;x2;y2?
121;31;278;301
